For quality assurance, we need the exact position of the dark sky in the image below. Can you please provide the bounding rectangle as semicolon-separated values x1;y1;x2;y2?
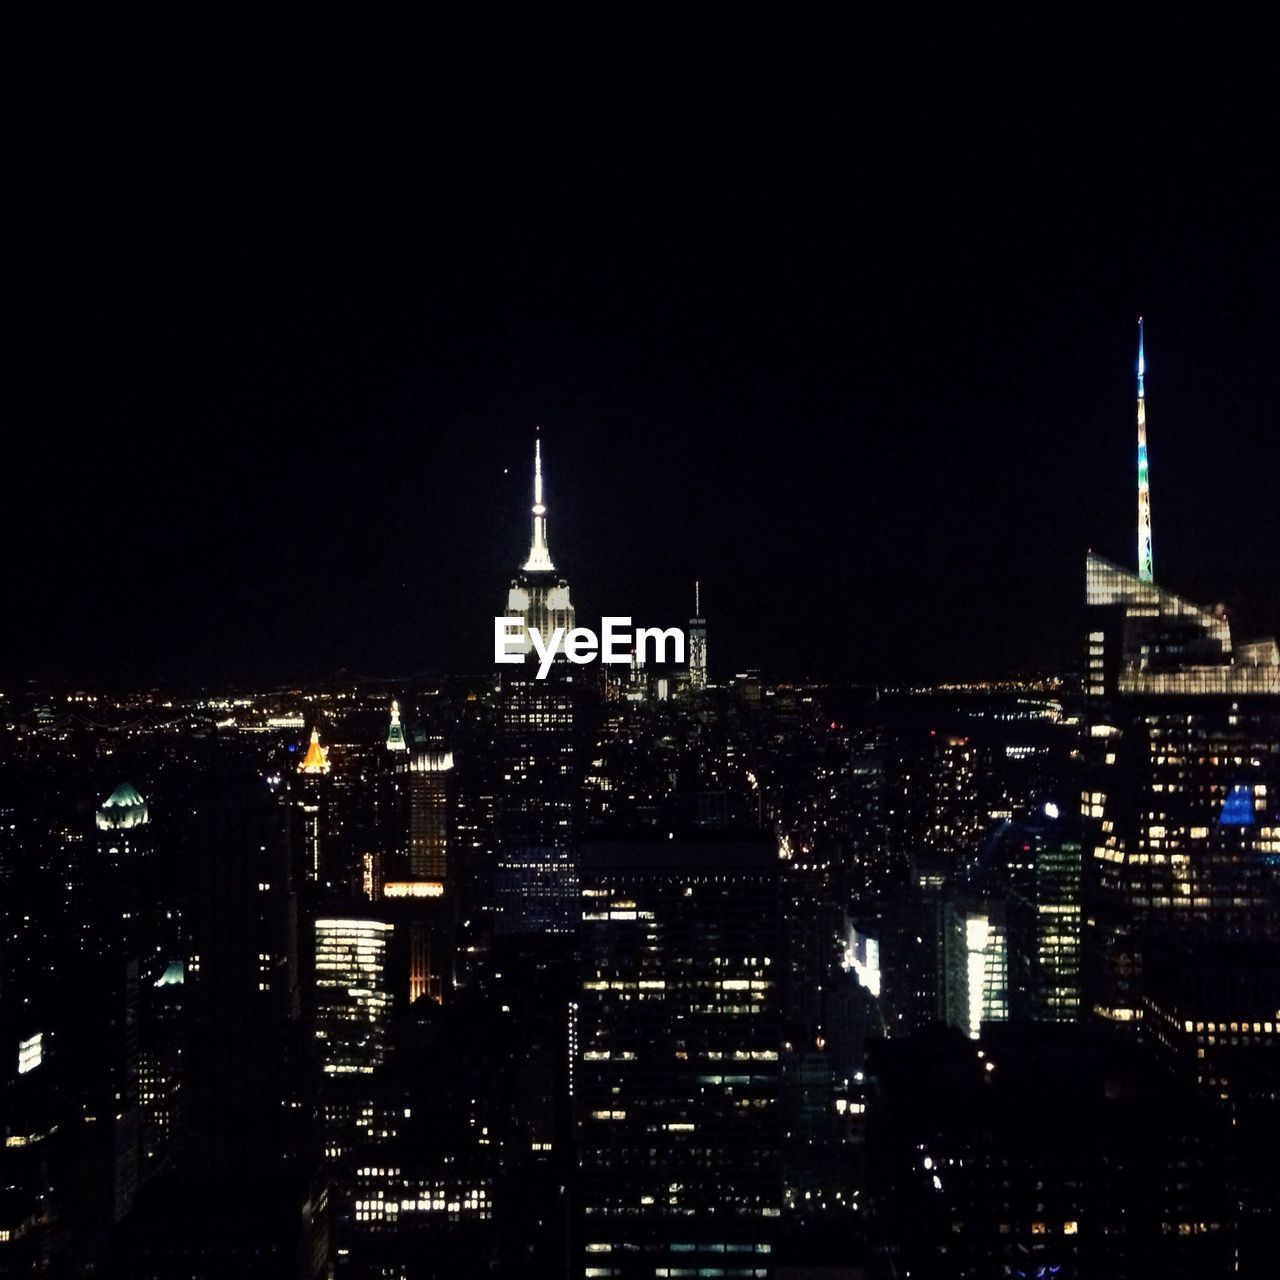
9;9;1279;687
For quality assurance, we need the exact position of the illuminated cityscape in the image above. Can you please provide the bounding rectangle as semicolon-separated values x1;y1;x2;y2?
3;19;1278;1280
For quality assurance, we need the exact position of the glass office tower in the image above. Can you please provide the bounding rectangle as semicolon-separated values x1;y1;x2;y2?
1082;552;1280;1023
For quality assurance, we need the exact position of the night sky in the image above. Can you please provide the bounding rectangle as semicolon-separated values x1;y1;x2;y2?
9;10;1278;687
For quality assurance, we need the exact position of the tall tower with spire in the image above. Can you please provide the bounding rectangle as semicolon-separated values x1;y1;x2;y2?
1136;317;1154;583
504;434;575;657
688;580;707;691
496;433;579;935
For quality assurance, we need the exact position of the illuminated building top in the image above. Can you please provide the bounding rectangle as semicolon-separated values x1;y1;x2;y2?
523;434;555;573
96;781;150;830
299;726;331;774
506;434;575;658
1086;551;1279;697
385;699;407;752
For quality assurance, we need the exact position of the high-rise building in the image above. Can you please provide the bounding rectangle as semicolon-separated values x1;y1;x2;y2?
496;437;580;935
688;580;707;692
502;434;576;654
0;1012;56;1273
941;896;1009;1038
1006;808;1082;1023
577;834;783;1278
1082;323;1280;1022
299;727;331;775
385;699;407;753
404;749;452;883
110;754;326;1279
314;916;394;1075
865;1024;1235;1278
184;758;304;1181
1082;552;1280;1022
297;727;332;883
1140;940;1280;1275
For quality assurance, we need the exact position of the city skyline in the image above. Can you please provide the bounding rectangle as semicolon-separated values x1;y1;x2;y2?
7;315;1277;692
8;13;1278;688
5;16;1278;1279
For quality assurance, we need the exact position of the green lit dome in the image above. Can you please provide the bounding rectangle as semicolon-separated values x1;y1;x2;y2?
96;782;150;831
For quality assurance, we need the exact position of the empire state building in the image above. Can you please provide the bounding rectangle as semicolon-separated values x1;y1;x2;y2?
496;436;580;934
504;435;575;655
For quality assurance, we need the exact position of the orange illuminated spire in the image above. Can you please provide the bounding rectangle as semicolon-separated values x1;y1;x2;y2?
299;726;331;774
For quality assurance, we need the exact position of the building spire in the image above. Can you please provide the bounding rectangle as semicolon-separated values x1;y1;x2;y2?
1136;317;1153;583
299;726;331;775
523;431;555;572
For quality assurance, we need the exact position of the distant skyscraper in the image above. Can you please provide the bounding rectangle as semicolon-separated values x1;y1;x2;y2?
942;896;1009;1038
503;434;576;654
1007;810;1082;1023
299;726;331;775
385;699;407;753
1136;317;1153;583
497;437;580;934
403;749;453;883
297;728;332;881
96;781;150;834
688;580;707;691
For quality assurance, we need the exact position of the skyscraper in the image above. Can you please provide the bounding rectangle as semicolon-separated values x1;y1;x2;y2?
1007;809;1082;1023
496;437;581;934
1082;551;1280;1022
385;700;407;753
1082;324;1280;1026
502;434;576;655
314;916;394;1075
688;580;707;692
297;727;332;883
578;834;783;1278
404;749;453;883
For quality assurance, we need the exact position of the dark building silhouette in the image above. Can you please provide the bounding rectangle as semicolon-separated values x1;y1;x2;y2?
577;833;783;1279
865;1023;1235;1278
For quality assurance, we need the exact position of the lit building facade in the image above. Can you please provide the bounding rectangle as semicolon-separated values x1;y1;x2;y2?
403;749;452;883
688;580;707;692
1007;814;1082;1023
942;897;1009;1039
314;916;394;1075
497;437;581;934
386;699;407;753
1082;551;1280;1023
